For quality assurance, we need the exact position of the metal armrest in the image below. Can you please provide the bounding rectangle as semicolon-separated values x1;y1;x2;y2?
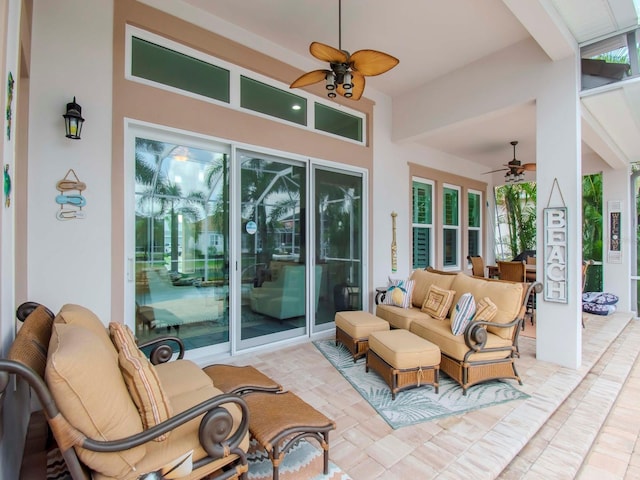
80;393;249;464
463;281;543;352
463;318;521;351
138;336;185;364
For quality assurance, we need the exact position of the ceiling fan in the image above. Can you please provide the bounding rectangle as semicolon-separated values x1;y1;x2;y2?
483;141;536;181
289;0;399;101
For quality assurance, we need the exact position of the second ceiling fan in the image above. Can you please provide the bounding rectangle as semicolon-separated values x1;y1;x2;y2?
483;141;536;181
289;0;399;101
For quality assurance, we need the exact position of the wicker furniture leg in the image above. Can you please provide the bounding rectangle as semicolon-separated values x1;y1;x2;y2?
244;391;336;480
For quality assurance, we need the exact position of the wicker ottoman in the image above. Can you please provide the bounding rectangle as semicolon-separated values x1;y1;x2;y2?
335;311;390;362
366;329;441;399
244;391;336;480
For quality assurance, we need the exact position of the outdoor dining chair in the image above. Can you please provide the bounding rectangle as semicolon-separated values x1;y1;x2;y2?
467;255;486;277
497;260;527;282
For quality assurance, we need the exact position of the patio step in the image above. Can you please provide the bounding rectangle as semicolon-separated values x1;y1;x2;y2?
498;318;640;479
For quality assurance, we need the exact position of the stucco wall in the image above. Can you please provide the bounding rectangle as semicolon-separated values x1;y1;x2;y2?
1;1;28;478
27;0;113;319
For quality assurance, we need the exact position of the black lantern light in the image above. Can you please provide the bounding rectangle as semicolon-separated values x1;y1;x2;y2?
63;97;84;140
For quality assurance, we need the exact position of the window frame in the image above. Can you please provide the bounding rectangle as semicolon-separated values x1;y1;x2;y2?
411;177;434;269
442;183;461;271
467;189;483;266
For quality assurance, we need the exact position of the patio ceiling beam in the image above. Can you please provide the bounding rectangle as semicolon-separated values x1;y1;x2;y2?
502;0;577;61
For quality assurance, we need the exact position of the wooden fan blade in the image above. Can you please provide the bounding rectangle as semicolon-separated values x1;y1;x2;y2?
482;167;508;174
350;49;399;76
522;163;536;171
337;72;365;100
309;42;348;63
290;69;329;89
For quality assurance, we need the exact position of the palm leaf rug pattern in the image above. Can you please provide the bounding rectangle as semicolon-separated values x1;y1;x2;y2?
313;339;529;429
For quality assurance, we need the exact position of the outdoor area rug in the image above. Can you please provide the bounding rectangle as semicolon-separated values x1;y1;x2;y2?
313;339;529;429
246;438;351;480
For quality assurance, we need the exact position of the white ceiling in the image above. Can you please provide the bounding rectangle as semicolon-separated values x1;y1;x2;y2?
155;0;640;175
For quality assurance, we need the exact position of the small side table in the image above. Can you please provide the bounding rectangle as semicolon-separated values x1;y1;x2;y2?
375;286;387;305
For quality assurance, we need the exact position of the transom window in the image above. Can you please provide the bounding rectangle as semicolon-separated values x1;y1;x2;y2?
126;26;366;144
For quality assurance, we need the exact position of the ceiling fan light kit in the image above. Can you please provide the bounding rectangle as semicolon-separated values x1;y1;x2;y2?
290;0;399;101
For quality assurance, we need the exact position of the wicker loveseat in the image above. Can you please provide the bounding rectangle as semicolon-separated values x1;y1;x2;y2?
376;268;539;393
0;302;249;480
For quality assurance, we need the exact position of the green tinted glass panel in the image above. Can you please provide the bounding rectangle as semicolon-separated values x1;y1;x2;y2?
131;37;230;102
413;227;430;269
468;192;481;227
412;181;432;224
240;76;307;125
443;187;459;226
443;229;458;266
314;103;363;142
468;230;480;257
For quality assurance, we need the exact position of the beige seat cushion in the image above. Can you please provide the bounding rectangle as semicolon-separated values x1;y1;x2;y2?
54;303;115;356
409;317;512;362
46;323;145;478
375;304;427;330
155;359;214;398
335;311;389;338
369;330;440;369
410;269;457;308
123;382;250;480
109;322;173;441
450;274;523;339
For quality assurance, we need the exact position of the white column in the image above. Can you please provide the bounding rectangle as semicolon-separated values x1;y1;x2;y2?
535;55;582;368
602;167;632;313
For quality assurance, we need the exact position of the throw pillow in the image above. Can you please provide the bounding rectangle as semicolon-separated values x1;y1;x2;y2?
421;285;456;320
582;292;619;305
383;277;415;309
582;302;617;316
109;322;173;441
451;293;476;336
475;297;498;322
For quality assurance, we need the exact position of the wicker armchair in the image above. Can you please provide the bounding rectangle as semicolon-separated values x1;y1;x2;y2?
0;302;249;480
497;260;527;282
467;255;486;277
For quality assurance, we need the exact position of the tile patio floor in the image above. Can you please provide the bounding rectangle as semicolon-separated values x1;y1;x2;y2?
226;311;639;479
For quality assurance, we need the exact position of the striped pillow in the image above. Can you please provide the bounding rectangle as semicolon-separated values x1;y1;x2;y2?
421;285;455;320
109;322;172;441
475;297;498;322
451;293;476;335
384;277;415;309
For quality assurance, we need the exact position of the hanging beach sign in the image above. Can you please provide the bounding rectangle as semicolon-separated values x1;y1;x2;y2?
543;178;567;303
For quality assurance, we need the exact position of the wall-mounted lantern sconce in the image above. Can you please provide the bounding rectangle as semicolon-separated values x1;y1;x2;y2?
62;97;85;140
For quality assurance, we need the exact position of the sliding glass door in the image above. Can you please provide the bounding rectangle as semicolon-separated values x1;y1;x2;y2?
133;133;230;353
313;167;363;330
237;150;308;348
130;126;366;355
